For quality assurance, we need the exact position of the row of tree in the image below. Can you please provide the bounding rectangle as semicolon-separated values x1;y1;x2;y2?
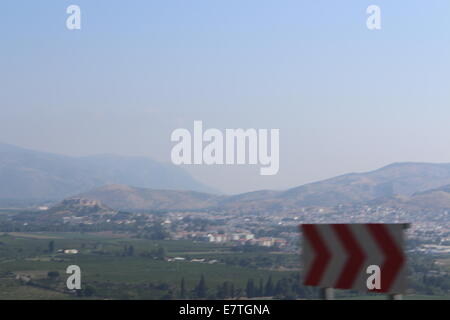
177;274;318;300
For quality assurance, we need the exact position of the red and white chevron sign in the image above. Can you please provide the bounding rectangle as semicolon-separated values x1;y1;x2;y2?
301;224;406;294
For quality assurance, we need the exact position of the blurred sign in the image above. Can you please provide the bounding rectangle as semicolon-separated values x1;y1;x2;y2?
301;224;406;294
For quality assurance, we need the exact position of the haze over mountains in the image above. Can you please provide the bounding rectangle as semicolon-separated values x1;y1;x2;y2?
0;143;211;205
3;143;450;213
75;163;450;213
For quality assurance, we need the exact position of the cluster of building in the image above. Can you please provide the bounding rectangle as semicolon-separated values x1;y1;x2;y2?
172;230;287;248
50;199;450;253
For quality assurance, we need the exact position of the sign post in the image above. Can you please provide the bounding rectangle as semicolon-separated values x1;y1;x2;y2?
321;288;335;300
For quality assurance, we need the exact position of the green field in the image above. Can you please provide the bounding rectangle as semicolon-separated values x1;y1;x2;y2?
1;232;449;300
0;232;295;299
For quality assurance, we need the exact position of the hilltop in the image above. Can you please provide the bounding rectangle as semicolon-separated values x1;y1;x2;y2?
77;184;222;211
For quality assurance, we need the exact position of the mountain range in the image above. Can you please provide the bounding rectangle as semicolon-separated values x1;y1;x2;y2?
73;162;450;213
3;142;450;213
0;142;211;205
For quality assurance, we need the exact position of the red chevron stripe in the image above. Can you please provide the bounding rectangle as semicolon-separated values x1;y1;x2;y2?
367;224;405;292
302;224;331;286
332;224;366;289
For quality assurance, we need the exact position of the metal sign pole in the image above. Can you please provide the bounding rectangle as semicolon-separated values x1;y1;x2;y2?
321;287;334;300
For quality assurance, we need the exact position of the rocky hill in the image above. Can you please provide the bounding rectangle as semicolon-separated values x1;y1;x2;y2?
77;184;223;211
46;198;116;216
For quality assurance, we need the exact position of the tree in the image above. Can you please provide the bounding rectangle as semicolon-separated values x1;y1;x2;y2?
246;279;255;298
217;281;232;299
195;274;207;298
230;283;235;298
180;278;186;299
149;222;169;240
82;285;96;297
123;245;134;256
223;282;231;299
127;245;134;256
258;278;264;297
48;240;54;253
156;246;166;260
274;278;295;299
264;276;274;296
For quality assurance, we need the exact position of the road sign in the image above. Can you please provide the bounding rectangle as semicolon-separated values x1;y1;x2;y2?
301;224;406;294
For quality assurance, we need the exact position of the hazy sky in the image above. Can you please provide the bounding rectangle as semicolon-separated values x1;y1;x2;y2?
1;1;450;194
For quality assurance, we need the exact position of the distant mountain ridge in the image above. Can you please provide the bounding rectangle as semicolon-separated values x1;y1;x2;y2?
4;141;450;213
276;162;450;205
0;142;212;203
73;162;450;213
